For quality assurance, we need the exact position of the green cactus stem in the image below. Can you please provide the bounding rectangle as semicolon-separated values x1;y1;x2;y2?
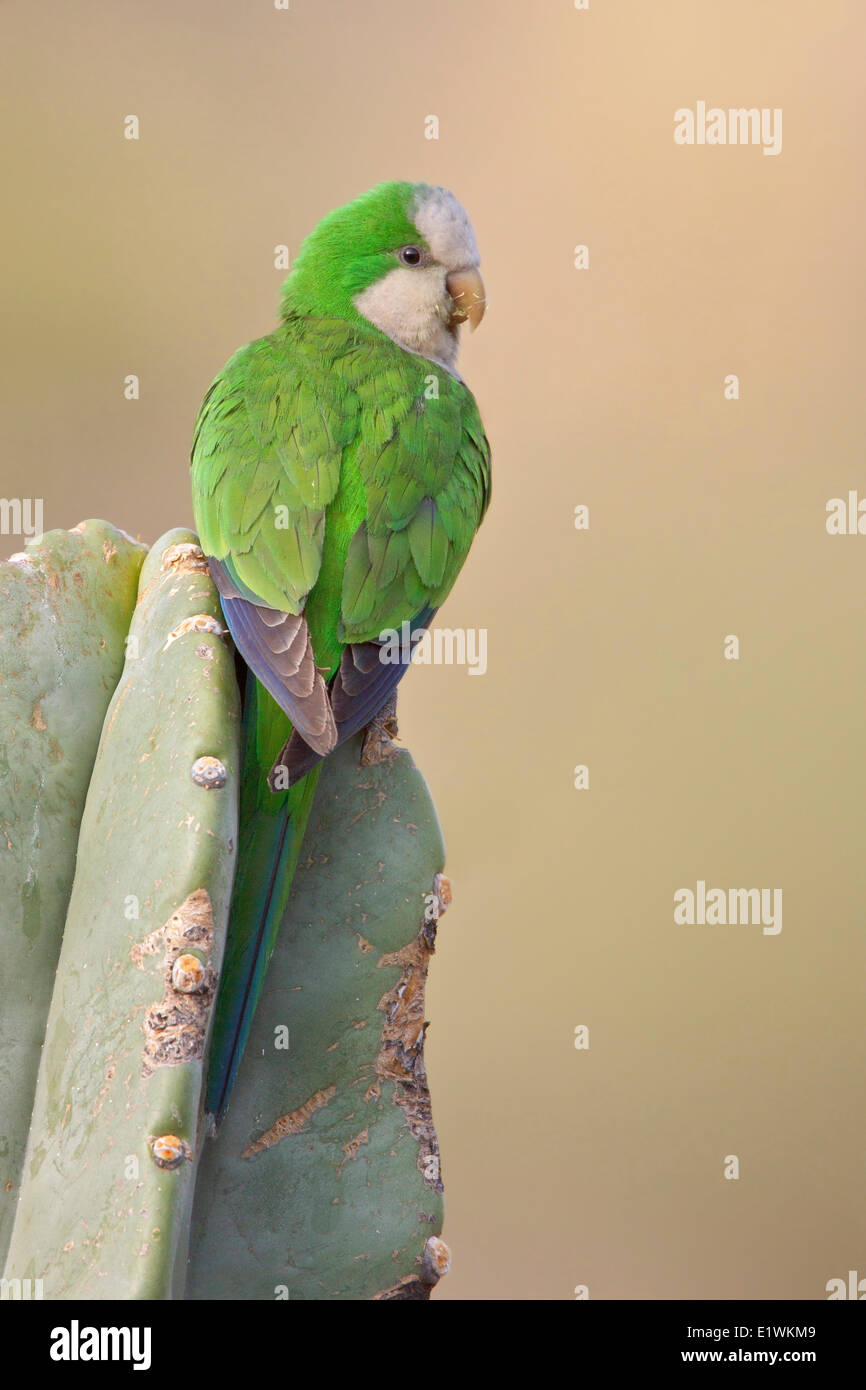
186;727;450;1301
3;530;240;1299
0;521;147;1266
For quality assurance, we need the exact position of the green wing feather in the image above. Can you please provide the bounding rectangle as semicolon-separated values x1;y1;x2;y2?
193;316;489;658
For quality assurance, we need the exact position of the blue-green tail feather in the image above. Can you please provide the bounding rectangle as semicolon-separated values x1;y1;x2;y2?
205;672;321;1122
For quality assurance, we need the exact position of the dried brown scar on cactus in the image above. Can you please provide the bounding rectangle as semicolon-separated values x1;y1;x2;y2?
159;541;209;574
241;1086;337;1159
162;613;227;651
338;1128;369;1172
373;1236;453;1300
373;871;452;1196
132;889;218;1077
360;692;399;767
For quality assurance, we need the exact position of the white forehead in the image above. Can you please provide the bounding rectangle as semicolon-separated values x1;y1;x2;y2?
410;185;480;271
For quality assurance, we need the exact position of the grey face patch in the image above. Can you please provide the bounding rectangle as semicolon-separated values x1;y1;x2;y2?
410;186;480;272
353;185;481;374
354;264;459;370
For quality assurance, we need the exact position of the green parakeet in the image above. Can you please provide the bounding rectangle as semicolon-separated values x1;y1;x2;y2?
190;181;491;1121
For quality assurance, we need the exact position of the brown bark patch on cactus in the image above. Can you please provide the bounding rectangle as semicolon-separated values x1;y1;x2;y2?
134;889;218;1077
373;873;451;1196
242;1085;338;1159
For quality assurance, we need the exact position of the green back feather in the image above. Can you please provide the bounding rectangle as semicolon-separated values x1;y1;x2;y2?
192;315;490;664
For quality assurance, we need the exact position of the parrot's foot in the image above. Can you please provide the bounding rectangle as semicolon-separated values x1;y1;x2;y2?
360;693;399;768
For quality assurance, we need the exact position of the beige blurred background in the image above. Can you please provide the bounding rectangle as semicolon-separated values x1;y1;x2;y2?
3;0;864;1299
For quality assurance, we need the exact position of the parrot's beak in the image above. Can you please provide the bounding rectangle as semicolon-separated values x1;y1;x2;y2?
446;267;487;331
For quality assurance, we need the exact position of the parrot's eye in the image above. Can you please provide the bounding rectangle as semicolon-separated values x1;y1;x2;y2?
398;245;423;266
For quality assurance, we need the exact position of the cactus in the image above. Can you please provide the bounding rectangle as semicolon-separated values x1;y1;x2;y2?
3;529;240;1298
186;731;449;1301
0;521;147;1267
1;522;450;1301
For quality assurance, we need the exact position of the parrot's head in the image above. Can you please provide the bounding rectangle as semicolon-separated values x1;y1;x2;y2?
280;181;486;371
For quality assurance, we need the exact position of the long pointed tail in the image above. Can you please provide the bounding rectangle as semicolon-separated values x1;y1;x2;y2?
205;672;321;1123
